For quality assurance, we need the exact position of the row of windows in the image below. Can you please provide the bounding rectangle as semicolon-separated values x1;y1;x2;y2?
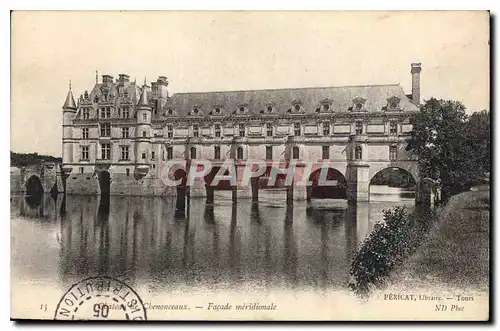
165;121;399;138
82;145;399;162
81;107;133;120
83;121;400;139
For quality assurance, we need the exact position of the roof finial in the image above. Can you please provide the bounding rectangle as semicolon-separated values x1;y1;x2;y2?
69;79;72;91
144;76;147;86
95;70;98;84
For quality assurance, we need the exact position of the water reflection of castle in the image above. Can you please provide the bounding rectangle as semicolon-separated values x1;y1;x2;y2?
13;193;407;290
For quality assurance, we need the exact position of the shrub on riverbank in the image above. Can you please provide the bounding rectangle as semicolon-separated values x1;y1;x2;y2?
348;206;434;296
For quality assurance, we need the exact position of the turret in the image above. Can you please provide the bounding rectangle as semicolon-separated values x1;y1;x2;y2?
62;81;77;175
134;81;152;178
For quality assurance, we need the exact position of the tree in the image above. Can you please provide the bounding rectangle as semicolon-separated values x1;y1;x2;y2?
464;109;490;177
406;98;490;201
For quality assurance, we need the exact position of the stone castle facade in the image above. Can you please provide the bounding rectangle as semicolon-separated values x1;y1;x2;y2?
61;63;423;201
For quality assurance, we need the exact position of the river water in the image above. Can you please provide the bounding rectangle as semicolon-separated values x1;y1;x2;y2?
11;186;417;319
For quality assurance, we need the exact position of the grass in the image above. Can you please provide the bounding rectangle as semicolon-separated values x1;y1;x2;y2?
398;187;490;289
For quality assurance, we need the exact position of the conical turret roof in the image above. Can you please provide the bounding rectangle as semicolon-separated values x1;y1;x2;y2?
137;84;150;107
62;82;77;109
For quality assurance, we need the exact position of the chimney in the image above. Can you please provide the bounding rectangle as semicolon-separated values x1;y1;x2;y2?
102;74;114;87
410;63;422;106
118;74;130;84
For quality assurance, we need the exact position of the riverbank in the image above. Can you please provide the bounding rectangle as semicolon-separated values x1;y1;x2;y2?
394;187;490;290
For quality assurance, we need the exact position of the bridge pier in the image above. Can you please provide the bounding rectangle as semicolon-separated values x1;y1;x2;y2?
346;163;370;203
206;185;214;205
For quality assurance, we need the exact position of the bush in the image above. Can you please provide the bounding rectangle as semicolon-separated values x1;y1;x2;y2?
349;206;434;296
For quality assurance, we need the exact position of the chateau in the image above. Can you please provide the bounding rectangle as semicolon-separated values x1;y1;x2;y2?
61;63;423;202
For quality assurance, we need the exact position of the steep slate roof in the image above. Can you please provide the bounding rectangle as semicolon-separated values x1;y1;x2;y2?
62;90;77;109
163;84;419;118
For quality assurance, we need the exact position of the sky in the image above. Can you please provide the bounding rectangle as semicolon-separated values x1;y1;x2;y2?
11;11;489;157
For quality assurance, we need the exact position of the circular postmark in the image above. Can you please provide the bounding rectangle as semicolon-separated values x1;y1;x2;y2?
54;276;147;321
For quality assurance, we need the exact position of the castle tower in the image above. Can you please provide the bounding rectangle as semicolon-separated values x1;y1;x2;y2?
61;81;77;175
134;82;152;178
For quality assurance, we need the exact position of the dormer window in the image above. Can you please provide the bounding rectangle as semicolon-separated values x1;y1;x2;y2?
167;108;173;115
352;97;367;112
193;107;199;114
236;104;248;115
319;98;333;112
267;106;273;112
214;107;221;115
291;100;303;113
386;96;401;111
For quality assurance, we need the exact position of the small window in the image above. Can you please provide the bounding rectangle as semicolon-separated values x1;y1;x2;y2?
239;107;245;113
126;168;130;177
355;122;363;135
193;108;199;114
390;121;398;135
294;104;301;111
193;125;199;138
82;128;89;139
292;146;300;160
167;109;173;115
322;146;329;159
167;147;173;160
83;108;90;119
215;124;221;138
101;143;111;160
294;123;301;136
214;107;221;114
265;146;273;160
267;106;273;112
356;103;363;111
80;167;84;174
123;107;130;118
151;151;155;160
323;122;330;136
323;104;330;111
167;126;173;138
143;113;147;121
214;146;221;160
100;123;111;137
266;123;273;137
81;146;89;160
236;147;244;160
389;146;398;161
121;146;129;160
239;124;245;137
142;152;146;159
142;131;147;138
355;146;362;160
190;147;196;159
121;127;129;138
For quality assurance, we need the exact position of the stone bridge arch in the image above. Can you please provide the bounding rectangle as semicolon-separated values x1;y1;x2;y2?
368;161;420;184
11;162;63;195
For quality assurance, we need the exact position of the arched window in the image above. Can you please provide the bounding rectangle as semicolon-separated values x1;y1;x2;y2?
355;146;362;160
236;147;244;160
190;147;196;159
292;146;300;160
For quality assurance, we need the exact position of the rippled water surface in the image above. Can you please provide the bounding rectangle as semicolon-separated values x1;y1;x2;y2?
11;186;414;295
